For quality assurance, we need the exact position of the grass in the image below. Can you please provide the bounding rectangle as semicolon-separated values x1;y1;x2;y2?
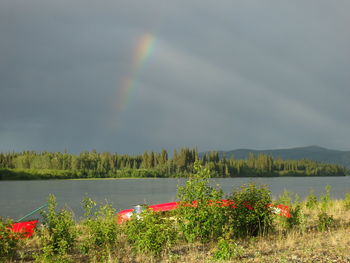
170;227;350;263
2;198;350;263
12;225;350;262
0;168;170;180
164;200;350;263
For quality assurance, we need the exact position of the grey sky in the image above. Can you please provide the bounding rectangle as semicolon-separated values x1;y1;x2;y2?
1;0;349;154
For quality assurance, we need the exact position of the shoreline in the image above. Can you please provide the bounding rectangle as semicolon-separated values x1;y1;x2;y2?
1;175;349;181
2;197;350;262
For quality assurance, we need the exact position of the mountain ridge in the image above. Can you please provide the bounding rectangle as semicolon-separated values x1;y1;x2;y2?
200;146;350;169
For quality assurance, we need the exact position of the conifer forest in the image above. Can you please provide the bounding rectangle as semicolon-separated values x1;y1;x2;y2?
0;149;347;180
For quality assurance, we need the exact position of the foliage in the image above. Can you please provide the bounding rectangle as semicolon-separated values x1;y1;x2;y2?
177;165;274;240
317;212;335;232
306;190;318;209
0;218;21;260
344;193;350;210
0;168;78;180
289;204;305;231
0;148;347;180
114;168;163;178
124;209;177;256
278;189;293;207
212;238;244;261
79;197;118;260
227;183;274;237
320;185;332;211
276;191;305;232
277;204;305;232
176;161;227;243
2;186;350;262
37;194;77;262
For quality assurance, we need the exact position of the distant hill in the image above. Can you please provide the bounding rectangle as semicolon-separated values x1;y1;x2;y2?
201;146;350;169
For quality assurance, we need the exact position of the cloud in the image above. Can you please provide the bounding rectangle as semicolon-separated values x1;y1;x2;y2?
1;0;350;153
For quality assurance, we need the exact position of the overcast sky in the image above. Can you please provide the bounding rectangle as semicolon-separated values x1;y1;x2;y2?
1;0;350;154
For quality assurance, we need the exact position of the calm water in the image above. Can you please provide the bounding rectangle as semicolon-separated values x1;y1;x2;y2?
1;177;350;220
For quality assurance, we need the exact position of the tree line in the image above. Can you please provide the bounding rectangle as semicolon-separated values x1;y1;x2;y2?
0;148;347;179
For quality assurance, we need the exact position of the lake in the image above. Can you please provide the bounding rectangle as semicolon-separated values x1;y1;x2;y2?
1;177;350;220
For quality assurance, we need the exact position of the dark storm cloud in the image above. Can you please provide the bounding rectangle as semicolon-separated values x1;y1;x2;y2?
1;0;349;153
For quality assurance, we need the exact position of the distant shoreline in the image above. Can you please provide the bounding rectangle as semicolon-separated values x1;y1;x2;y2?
0;173;348;181
0;149;348;180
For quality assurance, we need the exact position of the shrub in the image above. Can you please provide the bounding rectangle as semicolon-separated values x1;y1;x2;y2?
278;189;293;207
176;161;227;243
294;193;301;204
344;193;350;210
37;194;77;262
212;238;244;261
124;209;177;256
306;190;318;209
275;191;306;232
0;218;21;260
290;204;306;231
227;183;273;237
320;185;331;211
80;197;118;260
317;212;334;232
277;204;305;232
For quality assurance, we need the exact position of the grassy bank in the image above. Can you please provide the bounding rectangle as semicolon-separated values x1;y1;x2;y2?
0;168;166;180
0;168;79;180
2;199;350;262
173;223;350;263
1;163;350;262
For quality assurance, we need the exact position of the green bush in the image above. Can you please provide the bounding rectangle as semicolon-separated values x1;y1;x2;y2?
0;218;21;260
227;183;273;237
212;238;244;261
176;161;228;243
277;190;293;207
278;204;305;232
80;197;118;260
37;194;77;262
0;168;78;180
320;185;331;211
306;190;318;209
317;212;334;232
124;209;177;256
344;193;350;210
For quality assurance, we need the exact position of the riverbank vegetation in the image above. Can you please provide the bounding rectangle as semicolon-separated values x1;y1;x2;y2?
1;163;350;262
0;148;347;180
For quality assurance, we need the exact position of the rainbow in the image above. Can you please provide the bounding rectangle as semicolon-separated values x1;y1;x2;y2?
116;33;156;112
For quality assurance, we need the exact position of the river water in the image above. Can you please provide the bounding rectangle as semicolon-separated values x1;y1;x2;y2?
1;177;350;220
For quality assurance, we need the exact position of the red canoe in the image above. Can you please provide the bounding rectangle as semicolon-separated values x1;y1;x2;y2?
117;201;179;224
117;200;290;224
9;220;39;238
